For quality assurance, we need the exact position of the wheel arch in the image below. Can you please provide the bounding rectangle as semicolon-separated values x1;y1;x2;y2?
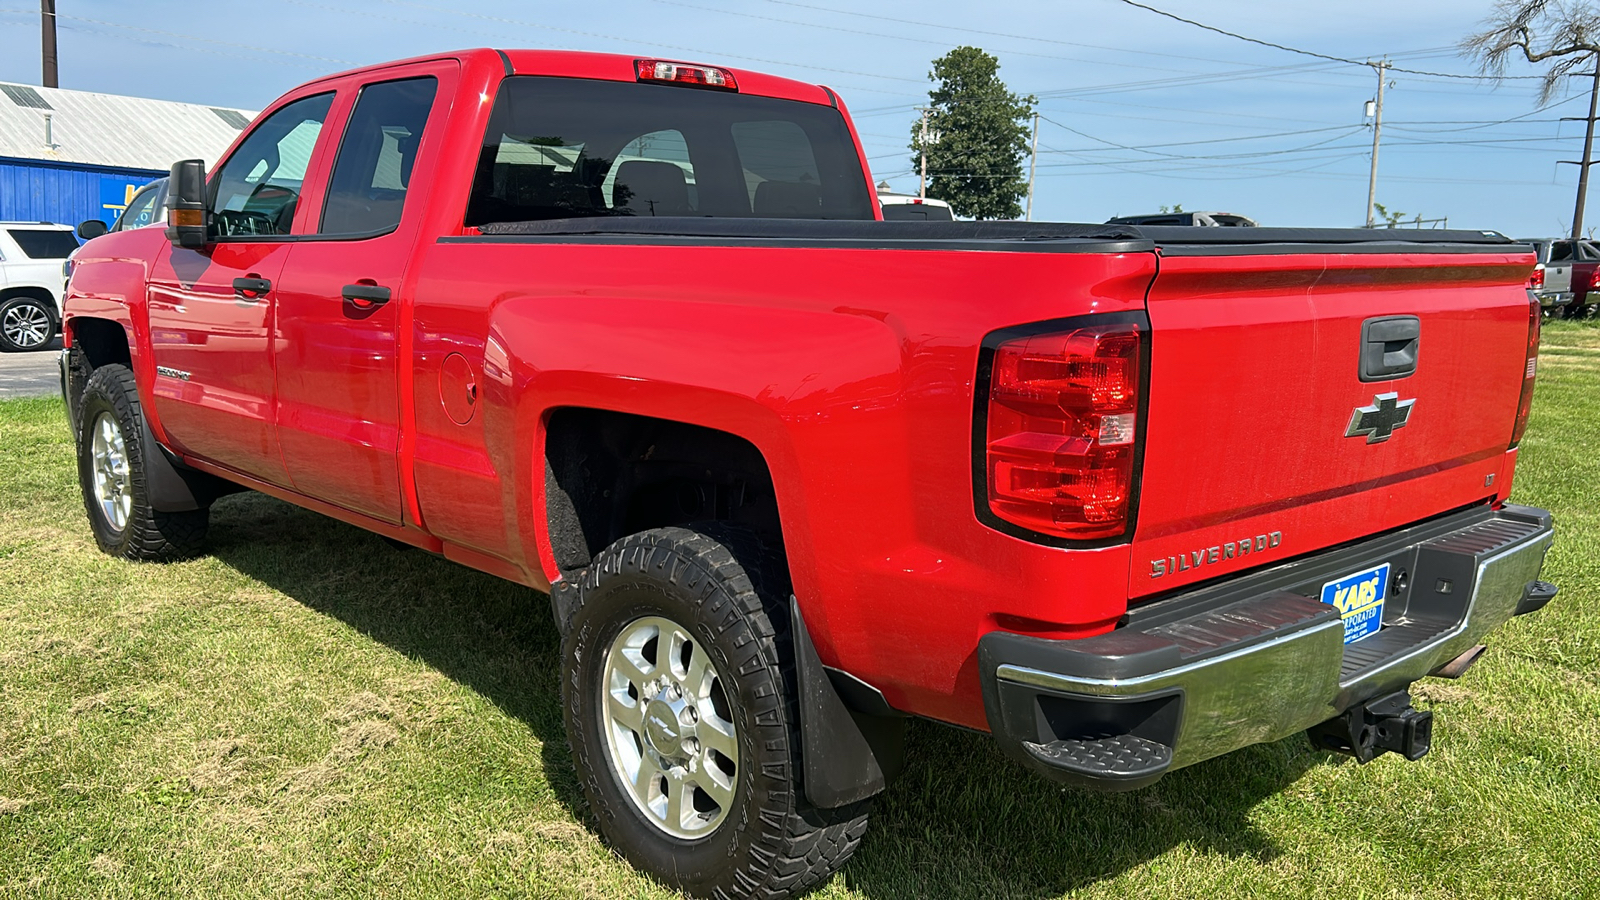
0;284;60;308
65;316;133;370
541;406;790;580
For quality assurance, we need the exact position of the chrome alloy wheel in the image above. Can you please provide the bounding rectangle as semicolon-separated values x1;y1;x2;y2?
2;302;51;349
90;411;132;531
601;615;740;839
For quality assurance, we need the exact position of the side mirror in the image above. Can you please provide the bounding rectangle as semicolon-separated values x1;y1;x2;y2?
165;159;209;250
76;219;108;241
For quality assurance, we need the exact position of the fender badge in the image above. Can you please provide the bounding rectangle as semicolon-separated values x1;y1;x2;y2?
1346;392;1414;444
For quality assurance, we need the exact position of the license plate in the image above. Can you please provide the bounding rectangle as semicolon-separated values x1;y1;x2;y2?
1320;562;1390;645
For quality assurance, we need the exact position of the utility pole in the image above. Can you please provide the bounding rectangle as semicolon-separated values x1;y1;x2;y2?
1558;60;1600;240
1025;112;1039;221
918;107;929;199
1364;59;1390;229
40;0;58;88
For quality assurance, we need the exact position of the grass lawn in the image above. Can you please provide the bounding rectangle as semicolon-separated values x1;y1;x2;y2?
3;324;1599;898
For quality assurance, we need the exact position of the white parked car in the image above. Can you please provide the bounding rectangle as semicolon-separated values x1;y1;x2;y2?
0;222;79;352
877;191;954;221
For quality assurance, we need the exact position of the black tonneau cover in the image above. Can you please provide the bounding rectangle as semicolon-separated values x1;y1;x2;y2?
1136;226;1521;256
468;218;1521;255
468;218;1148;253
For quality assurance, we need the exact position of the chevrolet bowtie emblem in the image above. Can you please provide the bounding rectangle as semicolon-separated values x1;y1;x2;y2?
1346;392;1415;444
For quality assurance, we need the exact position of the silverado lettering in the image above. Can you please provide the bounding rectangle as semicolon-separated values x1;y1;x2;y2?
58;48;1557;900
1150;531;1285;579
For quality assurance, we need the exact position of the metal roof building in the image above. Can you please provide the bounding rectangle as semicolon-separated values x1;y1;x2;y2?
0;80;254;229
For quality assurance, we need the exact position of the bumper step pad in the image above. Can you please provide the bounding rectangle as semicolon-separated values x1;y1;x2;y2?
1022;734;1173;785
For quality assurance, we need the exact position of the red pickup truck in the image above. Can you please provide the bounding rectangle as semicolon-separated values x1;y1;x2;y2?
60;49;1557;898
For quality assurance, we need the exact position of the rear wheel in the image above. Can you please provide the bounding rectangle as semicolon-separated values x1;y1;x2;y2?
0;295;55;352
76;364;208;560
562;526;869;898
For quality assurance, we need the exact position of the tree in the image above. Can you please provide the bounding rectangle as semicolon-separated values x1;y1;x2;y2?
1461;0;1600;103
1462;2;1600;236
911;47;1035;220
1372;202;1407;227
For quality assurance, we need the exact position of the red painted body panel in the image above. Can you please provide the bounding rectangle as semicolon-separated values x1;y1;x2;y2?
59;47;1544;736
407;242;1156;727
146;242;295;485
1130;252;1533;597
270;60;461;524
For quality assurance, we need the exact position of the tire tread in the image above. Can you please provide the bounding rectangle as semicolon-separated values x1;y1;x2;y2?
566;525;869;899
77;364;207;561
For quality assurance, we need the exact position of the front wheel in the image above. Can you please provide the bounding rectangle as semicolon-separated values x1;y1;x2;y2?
76;364;208;560
562;527;868;898
0;295;55;352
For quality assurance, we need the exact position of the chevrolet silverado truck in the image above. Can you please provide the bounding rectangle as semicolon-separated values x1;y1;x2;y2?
60;48;1557;899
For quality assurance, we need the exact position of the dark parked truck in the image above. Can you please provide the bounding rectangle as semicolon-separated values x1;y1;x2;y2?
60;49;1557;898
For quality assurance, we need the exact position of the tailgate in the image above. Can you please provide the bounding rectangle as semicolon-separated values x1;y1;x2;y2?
1131;237;1535;598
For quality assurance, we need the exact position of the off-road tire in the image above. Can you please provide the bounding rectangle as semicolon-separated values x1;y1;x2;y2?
76;364;208;560
562;526;870;899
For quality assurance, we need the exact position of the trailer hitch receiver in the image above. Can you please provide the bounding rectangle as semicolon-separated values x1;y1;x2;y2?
1307;689;1432;763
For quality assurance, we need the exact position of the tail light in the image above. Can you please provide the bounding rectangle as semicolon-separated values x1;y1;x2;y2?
1529;265;1545;291
980;319;1144;541
635;59;738;91
1510;294;1541;448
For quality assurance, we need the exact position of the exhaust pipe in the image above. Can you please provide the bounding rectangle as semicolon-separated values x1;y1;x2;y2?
1433;644;1487;680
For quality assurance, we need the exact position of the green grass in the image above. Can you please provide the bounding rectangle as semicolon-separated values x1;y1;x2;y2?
3;326;1599;898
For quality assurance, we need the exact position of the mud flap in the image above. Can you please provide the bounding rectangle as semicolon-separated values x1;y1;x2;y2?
791;598;905;808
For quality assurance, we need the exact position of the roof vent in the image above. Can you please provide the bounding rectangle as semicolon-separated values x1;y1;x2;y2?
1;84;52;110
209;107;250;130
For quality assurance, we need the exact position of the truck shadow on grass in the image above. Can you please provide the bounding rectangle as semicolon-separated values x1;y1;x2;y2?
206;492;1328;900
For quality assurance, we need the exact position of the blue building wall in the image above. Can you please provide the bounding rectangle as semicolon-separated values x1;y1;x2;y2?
0;157;165;229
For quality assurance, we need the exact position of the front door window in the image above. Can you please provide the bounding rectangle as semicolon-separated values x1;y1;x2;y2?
210;93;334;238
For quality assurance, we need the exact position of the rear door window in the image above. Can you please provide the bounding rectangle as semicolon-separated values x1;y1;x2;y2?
210;92;334;238
464;76;873;225
6;229;79;259
320;77;439;236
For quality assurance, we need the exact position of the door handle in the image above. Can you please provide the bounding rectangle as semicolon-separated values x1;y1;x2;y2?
233;276;271;297
342;283;392;306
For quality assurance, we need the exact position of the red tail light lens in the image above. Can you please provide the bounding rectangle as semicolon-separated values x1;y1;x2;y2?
1511;294;1541;448
1529;265;1545;290
635;59;738;91
983;321;1143;541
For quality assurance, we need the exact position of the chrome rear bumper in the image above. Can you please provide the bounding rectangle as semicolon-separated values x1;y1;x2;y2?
979;504;1555;789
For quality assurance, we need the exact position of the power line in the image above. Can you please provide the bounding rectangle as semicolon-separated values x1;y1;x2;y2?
1112;0;1543;81
648;0;1239;78
0;7;354;64
375;0;924;85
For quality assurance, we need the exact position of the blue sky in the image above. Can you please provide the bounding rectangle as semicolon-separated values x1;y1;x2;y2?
0;0;1588;236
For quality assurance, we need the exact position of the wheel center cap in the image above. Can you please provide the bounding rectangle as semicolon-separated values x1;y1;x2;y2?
643;700;682;756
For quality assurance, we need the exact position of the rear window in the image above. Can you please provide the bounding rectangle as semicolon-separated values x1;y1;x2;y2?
464;77;874;225
6;229;78;259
